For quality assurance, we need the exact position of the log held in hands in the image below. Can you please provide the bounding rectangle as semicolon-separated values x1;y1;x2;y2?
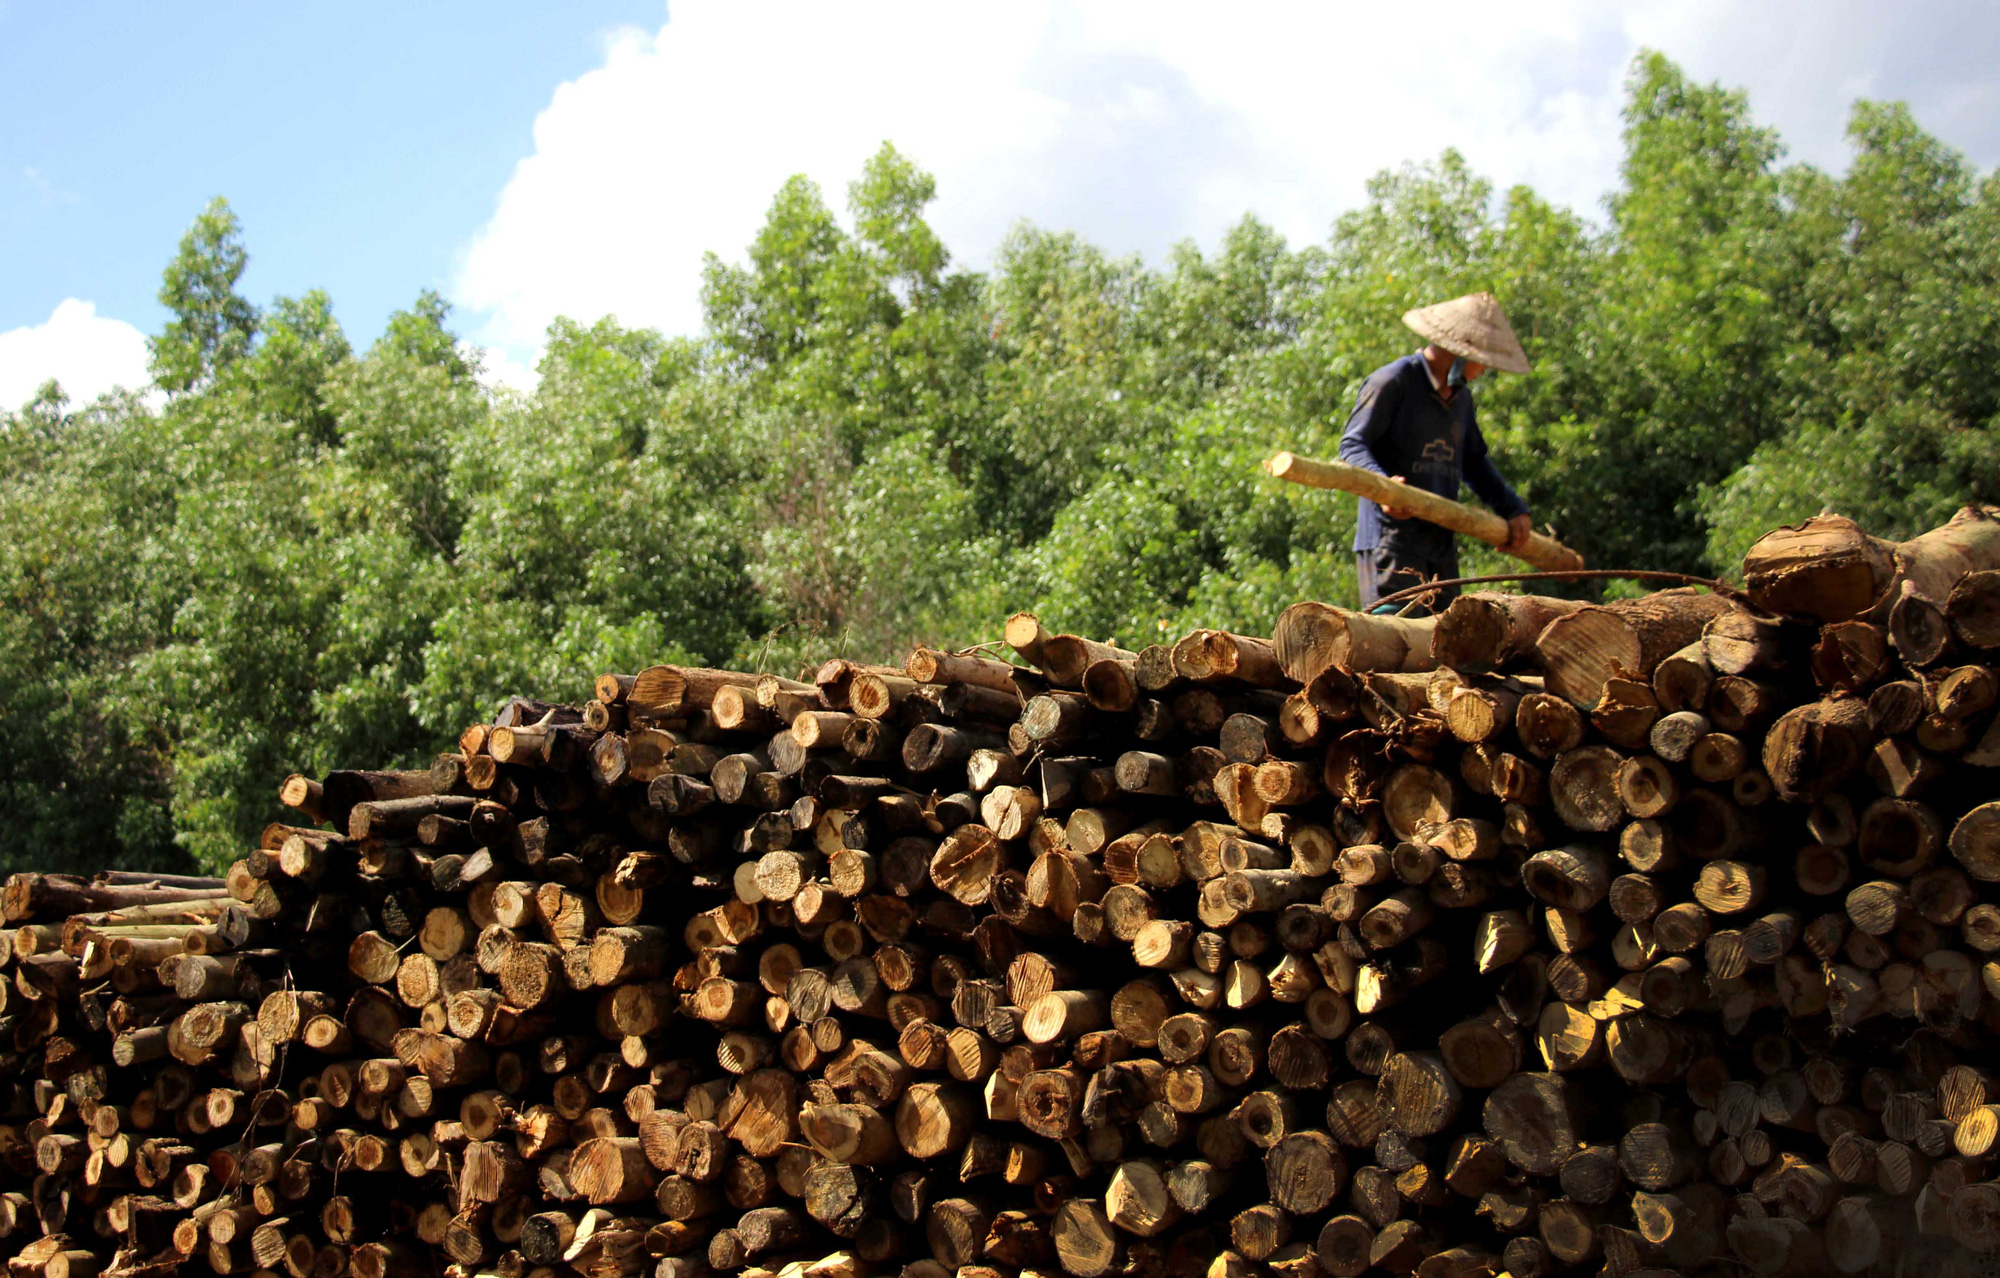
1264;450;1584;573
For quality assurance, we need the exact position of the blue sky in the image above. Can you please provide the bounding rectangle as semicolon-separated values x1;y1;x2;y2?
5;1;1998;406
3;2;658;345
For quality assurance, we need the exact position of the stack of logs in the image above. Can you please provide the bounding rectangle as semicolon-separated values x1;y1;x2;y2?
5;505;2000;1278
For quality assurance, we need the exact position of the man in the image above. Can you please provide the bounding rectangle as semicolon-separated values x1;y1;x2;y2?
1338;291;1535;612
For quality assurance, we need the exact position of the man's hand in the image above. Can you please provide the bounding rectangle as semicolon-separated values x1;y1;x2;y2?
1502;513;1534;554
1382;476;1415;521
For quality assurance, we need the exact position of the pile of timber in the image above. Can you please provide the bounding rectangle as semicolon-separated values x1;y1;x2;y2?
4;507;2000;1278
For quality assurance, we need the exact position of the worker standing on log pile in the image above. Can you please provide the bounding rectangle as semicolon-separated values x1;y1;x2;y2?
1339;291;1535;612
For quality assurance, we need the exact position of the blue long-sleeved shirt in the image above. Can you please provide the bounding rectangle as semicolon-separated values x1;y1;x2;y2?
1337;352;1528;552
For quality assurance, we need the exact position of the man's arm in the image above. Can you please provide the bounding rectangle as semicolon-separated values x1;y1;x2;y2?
1462;413;1533;550
1339;373;1419;519
1337;373;1401;476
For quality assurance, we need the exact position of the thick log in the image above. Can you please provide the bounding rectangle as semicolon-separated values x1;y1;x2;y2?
1885;507;2000;658
1742;514;1899;622
1814;621;1894;692
1082;659;1140;713
1105;1159;1180;1235
1441;677;1536;748
1432;594;1588;673
1037;634;1136;689
1517;693;1584;759
1549;747;1624;832
1951;802;2000;881
1763;698;1873;802
1483;1073;1584;1175
1948;568;2000;651
2;875;228;924
631;665;765;716
1703;608;1789;675
1533;590;1733;709
1052;1199;1120;1277
1747;506;2000;629
1273;602;1436;681
1377;1052;1462;1137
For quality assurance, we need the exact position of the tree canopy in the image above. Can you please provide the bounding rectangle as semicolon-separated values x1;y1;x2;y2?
4;53;1996;874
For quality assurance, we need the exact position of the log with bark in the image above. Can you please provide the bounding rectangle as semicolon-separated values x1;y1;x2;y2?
1265;452;1584;572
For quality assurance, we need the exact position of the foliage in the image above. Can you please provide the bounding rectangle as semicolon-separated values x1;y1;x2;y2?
2;60;1995;873
1696;102;2000;565
149;197;262;395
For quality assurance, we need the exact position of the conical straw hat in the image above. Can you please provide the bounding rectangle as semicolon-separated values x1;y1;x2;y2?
1402;292;1532;374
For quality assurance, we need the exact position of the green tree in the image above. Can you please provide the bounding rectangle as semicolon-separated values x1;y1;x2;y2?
149;197;261;394
0;385;187;871
1698;102;2000;567
1565;53;1809;572
242;290;352;447
417;315;762;730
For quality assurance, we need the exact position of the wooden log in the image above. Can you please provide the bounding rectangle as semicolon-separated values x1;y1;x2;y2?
1814;621;1894;692
1952;802;2000;881
1522;846;1611;912
1103;1159;1180;1236
1703;608;1789;675
631;665;765;716
278;771;327;822
1741;513;1900;622
1884;507;2000;659
1534;590;1733;709
1273;602;1436;681
1517;692;1585;759
896;1084;977;1159
907;646;1021;693
2;874;229;923
1945;566;2000;653
1040;634;1137;688
1052;1199;1120;1277
1764;698;1873;801
1265;452;1583;570
1432;594;1588;673
1748;506;2000;634
1482;1073;1583;1175
1593;676;1660;750
318;767;438;830
1175;630;1287;687
1377;1052;1462;1137
1082;658;1140;713
1652;641;1712;714
1265;1130;1346;1214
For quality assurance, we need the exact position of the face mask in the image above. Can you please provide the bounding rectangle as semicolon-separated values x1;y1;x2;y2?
1447;357;1467;390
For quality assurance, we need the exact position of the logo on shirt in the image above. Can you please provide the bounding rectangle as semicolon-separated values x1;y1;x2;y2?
1414;438;1456;476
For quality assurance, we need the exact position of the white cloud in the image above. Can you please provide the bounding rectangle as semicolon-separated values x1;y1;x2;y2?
454;0;2000;362
0;299;152;412
456;3;1068;354
462;340;541;397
